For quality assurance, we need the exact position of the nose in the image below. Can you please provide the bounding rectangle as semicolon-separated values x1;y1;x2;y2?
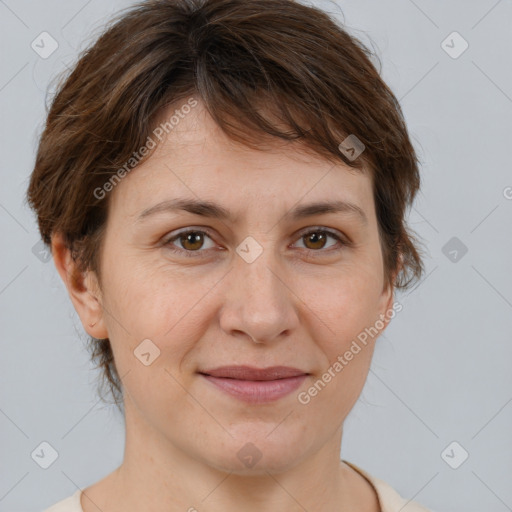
218;243;299;344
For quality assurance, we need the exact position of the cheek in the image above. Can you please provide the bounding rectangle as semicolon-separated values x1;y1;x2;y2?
300;284;378;414
105;258;189;331
302;268;383;408
102;261;222;374
296;264;384;345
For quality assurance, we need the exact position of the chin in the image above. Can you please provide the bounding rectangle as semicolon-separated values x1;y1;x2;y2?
203;424;314;475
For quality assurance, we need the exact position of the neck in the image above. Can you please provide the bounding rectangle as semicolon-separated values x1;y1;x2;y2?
83;397;376;512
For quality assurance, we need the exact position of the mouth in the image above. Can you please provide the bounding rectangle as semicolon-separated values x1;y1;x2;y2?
197;365;309;403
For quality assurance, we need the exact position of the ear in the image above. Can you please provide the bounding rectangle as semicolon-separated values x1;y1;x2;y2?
377;253;402;332
51;232;109;339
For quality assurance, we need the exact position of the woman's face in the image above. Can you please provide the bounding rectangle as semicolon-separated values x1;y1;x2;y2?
79;99;396;473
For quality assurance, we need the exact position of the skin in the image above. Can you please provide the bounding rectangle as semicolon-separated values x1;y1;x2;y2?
52;98;398;512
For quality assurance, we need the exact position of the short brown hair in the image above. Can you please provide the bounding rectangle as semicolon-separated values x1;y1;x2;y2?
26;0;426;409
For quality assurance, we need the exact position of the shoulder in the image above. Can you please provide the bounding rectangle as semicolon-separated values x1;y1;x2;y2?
43;489;83;512
342;459;433;512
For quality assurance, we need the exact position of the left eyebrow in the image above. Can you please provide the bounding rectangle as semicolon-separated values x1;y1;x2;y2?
135;198;368;226
284;199;368;225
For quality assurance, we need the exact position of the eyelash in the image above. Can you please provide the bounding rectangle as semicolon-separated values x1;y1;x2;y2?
163;227;350;258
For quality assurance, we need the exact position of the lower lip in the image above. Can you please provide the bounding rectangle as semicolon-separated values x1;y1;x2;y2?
200;374;308;403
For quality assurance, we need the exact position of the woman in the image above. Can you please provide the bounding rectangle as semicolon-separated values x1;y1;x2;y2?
28;0;432;510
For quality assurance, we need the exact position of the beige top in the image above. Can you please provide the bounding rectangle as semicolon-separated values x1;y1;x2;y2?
43;459;432;512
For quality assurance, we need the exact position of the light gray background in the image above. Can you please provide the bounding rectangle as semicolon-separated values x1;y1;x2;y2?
1;1;511;511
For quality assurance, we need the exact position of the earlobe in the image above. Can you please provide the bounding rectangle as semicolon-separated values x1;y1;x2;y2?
378;260;400;332
51;232;109;339
378;283;395;332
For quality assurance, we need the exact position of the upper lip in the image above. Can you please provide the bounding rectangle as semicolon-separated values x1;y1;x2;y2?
199;365;308;381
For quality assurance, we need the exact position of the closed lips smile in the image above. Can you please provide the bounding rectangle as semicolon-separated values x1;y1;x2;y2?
198;366;309;403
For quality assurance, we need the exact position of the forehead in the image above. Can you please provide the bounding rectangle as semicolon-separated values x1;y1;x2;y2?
108;99;375;224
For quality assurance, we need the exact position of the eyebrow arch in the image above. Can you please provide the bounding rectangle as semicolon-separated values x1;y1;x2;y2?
136;198;368;225
284;199;368;225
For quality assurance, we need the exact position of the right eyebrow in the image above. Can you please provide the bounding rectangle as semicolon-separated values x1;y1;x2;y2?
136;198;233;223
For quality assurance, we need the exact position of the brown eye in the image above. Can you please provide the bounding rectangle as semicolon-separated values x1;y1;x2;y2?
179;231;205;251
303;231;328;250
293;228;345;252
165;229;216;257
